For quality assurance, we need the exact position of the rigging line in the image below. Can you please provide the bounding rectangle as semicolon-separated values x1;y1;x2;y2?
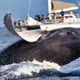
78;0;80;7
28;0;31;17
41;0;46;15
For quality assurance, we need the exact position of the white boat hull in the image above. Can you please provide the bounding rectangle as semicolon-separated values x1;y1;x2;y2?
40;23;80;31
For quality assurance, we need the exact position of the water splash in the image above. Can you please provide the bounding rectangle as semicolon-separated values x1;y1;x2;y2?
0;60;60;79
0;58;80;79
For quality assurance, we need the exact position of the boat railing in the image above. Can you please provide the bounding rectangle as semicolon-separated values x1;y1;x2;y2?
41;17;80;25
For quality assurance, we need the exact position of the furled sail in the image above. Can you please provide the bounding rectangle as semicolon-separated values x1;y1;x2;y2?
48;0;78;13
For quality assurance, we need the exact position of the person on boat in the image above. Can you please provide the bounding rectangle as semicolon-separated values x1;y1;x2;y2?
14;21;16;28
37;15;41;21
18;20;22;31
14;20;21;31
51;12;56;22
35;15;39;21
15;21;19;27
44;14;49;23
41;14;44;21
60;9;65;23
22;20;26;27
35;15;41;21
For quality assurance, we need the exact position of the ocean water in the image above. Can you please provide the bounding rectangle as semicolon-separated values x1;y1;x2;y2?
0;27;21;51
0;27;80;80
0;59;80;80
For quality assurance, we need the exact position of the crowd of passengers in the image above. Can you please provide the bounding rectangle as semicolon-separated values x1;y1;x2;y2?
14;20;27;27
14;11;65;29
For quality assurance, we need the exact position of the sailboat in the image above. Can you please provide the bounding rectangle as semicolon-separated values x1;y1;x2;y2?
4;0;80;42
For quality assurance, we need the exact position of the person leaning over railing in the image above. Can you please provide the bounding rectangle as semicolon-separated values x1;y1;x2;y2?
51;12;56;22
14;21;16;28
14;21;19;27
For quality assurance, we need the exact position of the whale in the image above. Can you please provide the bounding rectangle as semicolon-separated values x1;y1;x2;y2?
0;28;80;66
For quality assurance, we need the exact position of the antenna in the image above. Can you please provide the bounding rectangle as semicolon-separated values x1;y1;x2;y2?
28;0;31;17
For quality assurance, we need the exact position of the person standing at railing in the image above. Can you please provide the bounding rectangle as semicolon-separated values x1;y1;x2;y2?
60;9;65;23
18;20;22;31
51;12;56;22
22;20;26;27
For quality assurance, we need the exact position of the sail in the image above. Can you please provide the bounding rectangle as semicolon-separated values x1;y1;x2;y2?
48;0;78;13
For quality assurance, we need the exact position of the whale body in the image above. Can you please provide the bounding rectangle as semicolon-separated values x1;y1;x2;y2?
0;28;80;66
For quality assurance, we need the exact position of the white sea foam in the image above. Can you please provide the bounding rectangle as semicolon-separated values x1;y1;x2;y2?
0;58;80;79
0;60;60;79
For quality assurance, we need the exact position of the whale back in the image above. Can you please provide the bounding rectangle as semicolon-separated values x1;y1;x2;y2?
0;28;80;66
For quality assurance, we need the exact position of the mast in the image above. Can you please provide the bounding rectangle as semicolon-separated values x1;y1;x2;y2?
48;0;53;20
78;0;80;7
28;0;31;17
48;0;52;14
78;0;80;17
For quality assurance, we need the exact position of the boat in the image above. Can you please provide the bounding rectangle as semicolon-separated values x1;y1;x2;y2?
4;0;80;42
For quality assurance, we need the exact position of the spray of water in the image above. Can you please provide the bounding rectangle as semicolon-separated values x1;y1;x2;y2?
0;60;60;79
